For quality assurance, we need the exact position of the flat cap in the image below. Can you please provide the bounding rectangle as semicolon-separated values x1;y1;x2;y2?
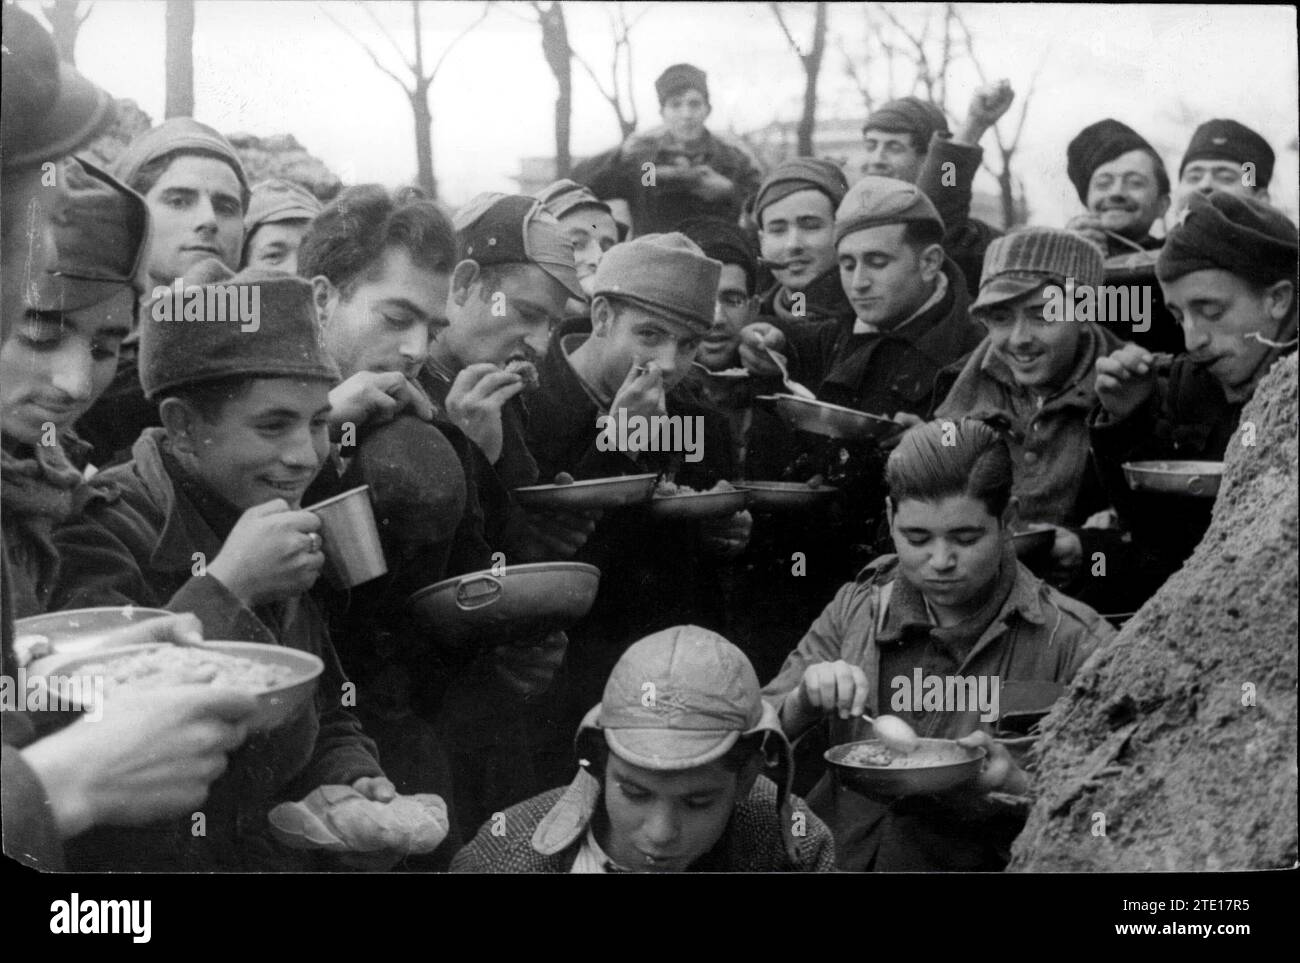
863;96;950;145
972;227;1105;313
834;174;944;246
534;178;612;222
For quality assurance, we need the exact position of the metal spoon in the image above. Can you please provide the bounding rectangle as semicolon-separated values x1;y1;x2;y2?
764;345;817;401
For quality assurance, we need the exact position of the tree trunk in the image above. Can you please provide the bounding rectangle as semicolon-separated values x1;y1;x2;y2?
539;2;572;179
796;2;828;156
998;157;1015;230
412;81;436;199
164;0;195;118
43;0;84;64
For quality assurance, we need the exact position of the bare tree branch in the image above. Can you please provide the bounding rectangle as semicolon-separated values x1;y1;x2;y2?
317;1;411;92
429;1;492;80
78;1;95;27
769;2;803;58
361;2;413;71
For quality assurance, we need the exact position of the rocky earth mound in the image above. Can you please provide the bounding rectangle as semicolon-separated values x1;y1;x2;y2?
1011;353;1298;871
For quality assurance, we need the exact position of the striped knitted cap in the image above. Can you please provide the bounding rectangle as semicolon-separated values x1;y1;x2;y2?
971;227;1105;313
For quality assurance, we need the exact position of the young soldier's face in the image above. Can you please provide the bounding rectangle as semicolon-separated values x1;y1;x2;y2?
862;128;924;183
892;495;1006;614
593;299;702;393
838;224;942;330
1085;149;1169;240
601;753;744;872
445;262;569;369
1172;160;1267;217
0;289;133;446
980;284;1083;393
559;208;619;298
759;189;837;293
142;154;244;284
698;264;756;370
183;378;331;510
661;89;710;144
317;246;449;380
1162;268;1295;398
244;219;311;274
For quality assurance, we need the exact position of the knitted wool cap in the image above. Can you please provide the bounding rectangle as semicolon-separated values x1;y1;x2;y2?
112;117;249;202
863;96;950;145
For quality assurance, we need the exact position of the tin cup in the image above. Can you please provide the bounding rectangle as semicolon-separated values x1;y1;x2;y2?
305;485;387;589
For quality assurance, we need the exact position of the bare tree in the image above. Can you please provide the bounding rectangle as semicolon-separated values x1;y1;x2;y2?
164;0;195;118
769;1;828;156
41;0;94;65
954;7;1044;228
874;2;959;118
534;2;573;178
320;0;490;198
570;3;655;140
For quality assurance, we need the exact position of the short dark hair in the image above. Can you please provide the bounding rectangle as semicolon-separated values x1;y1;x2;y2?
901;219;945;251
127;148;251;212
674;216;760;296
886;418;1014;518
863;126;928;156
297;184;458;297
158;375;255;421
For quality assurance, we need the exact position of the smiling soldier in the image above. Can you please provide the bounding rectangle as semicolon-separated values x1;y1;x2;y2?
50;262;419;871
932;227;1137;611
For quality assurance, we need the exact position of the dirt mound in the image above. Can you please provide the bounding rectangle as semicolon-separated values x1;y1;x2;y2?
1010;353;1298;871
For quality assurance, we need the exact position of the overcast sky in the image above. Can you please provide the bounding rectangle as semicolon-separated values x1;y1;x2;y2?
29;1;1300;224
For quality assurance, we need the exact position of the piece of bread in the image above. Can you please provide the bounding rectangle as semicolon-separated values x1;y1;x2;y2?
505;359;540;392
268;785;449;855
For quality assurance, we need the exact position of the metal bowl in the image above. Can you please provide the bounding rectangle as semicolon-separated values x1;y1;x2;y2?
407;561;601;650
825;737;986;801
1011;523;1056;559
1122;460;1224;498
14;606;172;669
512;473;658;511
648;487;750;520
761;394;903;442
47;641;324;733
743;480;839;512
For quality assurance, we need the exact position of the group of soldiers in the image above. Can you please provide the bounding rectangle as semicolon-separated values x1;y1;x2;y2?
3;5;1295;873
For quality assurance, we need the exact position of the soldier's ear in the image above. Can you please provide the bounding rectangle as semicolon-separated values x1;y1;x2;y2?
450;260;481;307
159;397;202;455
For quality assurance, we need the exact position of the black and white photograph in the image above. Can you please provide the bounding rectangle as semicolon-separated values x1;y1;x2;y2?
1;0;1295;940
